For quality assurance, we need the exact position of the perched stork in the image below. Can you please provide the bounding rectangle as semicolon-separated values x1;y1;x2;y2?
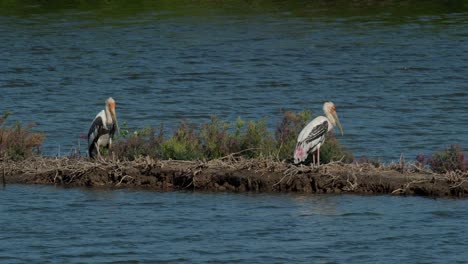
294;102;344;165
88;97;120;159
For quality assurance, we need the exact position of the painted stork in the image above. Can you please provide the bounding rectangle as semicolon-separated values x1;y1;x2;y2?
88;97;120;159
294;101;344;165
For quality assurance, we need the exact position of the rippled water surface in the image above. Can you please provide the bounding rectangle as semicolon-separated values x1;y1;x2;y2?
1;1;467;160
1;185;467;263
1;2;468;262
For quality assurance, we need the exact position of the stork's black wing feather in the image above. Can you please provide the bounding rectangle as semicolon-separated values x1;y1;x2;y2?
88;116;106;158
109;123;116;140
303;121;328;144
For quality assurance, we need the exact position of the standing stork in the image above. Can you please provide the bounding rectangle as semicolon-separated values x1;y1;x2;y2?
294;101;344;166
88;97;120;159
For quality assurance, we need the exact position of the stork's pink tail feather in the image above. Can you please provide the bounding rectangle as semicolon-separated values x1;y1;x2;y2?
294;145;307;163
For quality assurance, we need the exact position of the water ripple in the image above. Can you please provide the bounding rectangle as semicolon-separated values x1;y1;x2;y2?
2;185;468;262
1;4;468;163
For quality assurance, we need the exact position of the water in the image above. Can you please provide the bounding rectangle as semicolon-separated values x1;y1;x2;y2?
0;184;467;263
1;2;468;262
1;1;467;161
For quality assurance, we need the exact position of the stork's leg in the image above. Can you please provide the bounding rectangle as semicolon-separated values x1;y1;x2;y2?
95;143;102;159
317;147;321;166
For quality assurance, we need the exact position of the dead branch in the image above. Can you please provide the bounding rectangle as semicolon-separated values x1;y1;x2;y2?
391;180;428;194
116;175;134;186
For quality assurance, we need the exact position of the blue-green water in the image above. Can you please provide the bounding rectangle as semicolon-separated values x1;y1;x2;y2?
1;1;468;262
1;1;467;161
1;185;468;263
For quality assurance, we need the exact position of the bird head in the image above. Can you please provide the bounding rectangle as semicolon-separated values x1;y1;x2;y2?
106;97;120;135
323;101;343;136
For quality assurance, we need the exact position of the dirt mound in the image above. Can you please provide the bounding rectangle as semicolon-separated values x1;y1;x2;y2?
1;157;467;198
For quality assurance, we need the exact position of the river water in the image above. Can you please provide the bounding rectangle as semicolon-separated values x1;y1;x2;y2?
1;185;468;263
1;1;468;263
1;1;467;161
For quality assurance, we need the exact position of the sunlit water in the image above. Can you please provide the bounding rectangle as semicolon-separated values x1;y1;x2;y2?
1;2;468;262
0;185;467;263
1;1;467;161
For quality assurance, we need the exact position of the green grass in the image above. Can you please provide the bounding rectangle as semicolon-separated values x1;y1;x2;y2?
111;110;352;164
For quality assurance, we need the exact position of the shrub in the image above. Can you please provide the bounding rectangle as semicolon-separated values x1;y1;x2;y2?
275;110;310;161
199;116;235;159
239;118;275;158
161;122;203;160
416;145;467;173
111;125;163;160
108;111;353;164
0;112;45;160
319;132;354;164
429;145;466;173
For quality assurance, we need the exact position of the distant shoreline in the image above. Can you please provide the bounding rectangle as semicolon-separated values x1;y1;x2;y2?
2;157;467;198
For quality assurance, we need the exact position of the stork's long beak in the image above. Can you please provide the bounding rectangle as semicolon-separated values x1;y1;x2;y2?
332;112;344;136
111;109;120;136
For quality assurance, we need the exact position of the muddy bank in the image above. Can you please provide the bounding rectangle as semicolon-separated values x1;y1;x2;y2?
1;157;467;198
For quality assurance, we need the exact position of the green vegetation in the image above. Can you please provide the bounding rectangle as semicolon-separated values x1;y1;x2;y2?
317;133;354;164
110;122;162;160
275;110;311;161
1;0;465;21
0;112;45;160
417;145;467;173
160;122;203;160
111;111;353;164
3;109;467;174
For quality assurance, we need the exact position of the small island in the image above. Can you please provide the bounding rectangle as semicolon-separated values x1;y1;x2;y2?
1;111;467;198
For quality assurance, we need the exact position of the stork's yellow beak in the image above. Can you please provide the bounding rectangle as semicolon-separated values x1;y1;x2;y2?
332;111;344;136
110;108;120;136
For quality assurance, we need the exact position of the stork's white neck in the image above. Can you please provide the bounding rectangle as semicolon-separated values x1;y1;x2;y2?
105;106;112;125
325;111;336;128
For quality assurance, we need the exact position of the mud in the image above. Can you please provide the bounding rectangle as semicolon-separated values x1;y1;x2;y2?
1;157;467;198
